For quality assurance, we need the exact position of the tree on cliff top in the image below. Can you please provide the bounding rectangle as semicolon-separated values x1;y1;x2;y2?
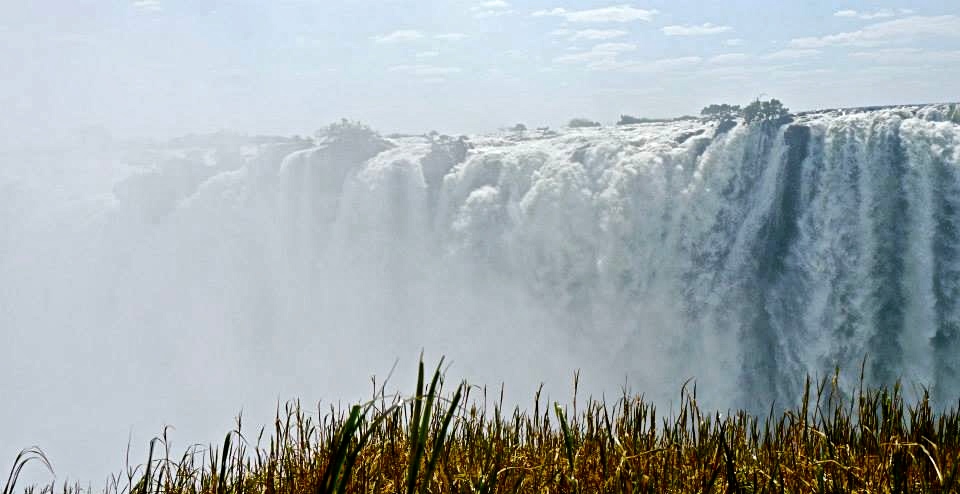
743;99;790;124
568;118;601;128
700;104;742;122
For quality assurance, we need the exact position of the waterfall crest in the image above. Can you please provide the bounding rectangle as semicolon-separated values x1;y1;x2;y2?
2;106;959;412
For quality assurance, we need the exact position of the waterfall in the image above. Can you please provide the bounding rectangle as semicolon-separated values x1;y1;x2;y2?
1;106;959;480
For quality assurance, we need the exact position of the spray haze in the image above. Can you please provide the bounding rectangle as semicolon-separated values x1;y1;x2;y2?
5;108;960;483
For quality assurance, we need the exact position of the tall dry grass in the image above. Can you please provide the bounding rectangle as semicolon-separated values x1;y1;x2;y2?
6;358;960;493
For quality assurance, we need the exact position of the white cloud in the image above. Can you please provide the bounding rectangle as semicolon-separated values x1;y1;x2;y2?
623;56;702;72
649;56;702;68
662;23;733;36
553;42;637;67
849;48;960;64
533;8;567;17
415;51;440;58
532;5;657;23
696;64;757;80
53;32;95;45
708;53;749;64
555;43;702;72
505;49;526;59
569;29;629;40
725;38;744;46
833;8;914;20
371;30;425;44
790;15;960;48
695;62;825;81
474;9;514;18
132;0;161;12
591;42;638;52
768;67;833;81
389;64;462;77
849;47;920;57
374;31;468;44
762;49;821;60
434;33;468;41
472;1;513;18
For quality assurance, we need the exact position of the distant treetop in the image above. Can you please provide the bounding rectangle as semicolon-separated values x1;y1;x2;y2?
316;119;378;141
742;99;790;124
568;118;602;128
700;104;742;122
618;115;696;125
699;98;792;126
617;115;646;125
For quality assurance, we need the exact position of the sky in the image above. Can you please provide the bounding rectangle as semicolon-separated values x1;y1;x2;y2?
1;1;959;141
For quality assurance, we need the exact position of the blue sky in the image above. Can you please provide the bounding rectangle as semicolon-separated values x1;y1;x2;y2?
2;0;959;140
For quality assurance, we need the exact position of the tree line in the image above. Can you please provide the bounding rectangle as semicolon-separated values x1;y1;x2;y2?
700;98;791;125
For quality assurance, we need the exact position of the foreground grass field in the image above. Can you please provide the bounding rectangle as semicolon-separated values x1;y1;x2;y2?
6;358;960;494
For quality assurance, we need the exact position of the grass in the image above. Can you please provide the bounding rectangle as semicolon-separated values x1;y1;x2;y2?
6;359;960;494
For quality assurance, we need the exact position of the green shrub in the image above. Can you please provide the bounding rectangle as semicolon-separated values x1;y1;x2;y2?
700;104;742;122
743;98;790;124
568;118;601;128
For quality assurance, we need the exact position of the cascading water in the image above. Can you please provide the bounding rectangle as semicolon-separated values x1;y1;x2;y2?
1;105;959;481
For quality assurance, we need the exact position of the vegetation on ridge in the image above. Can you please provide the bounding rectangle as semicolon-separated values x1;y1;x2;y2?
948;104;960;124
567;118;602;128
699;104;742;123
5;359;960;494
701;98;792;127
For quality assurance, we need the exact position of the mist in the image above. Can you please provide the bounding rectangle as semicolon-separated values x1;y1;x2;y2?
0;123;688;486
5;106;960;485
